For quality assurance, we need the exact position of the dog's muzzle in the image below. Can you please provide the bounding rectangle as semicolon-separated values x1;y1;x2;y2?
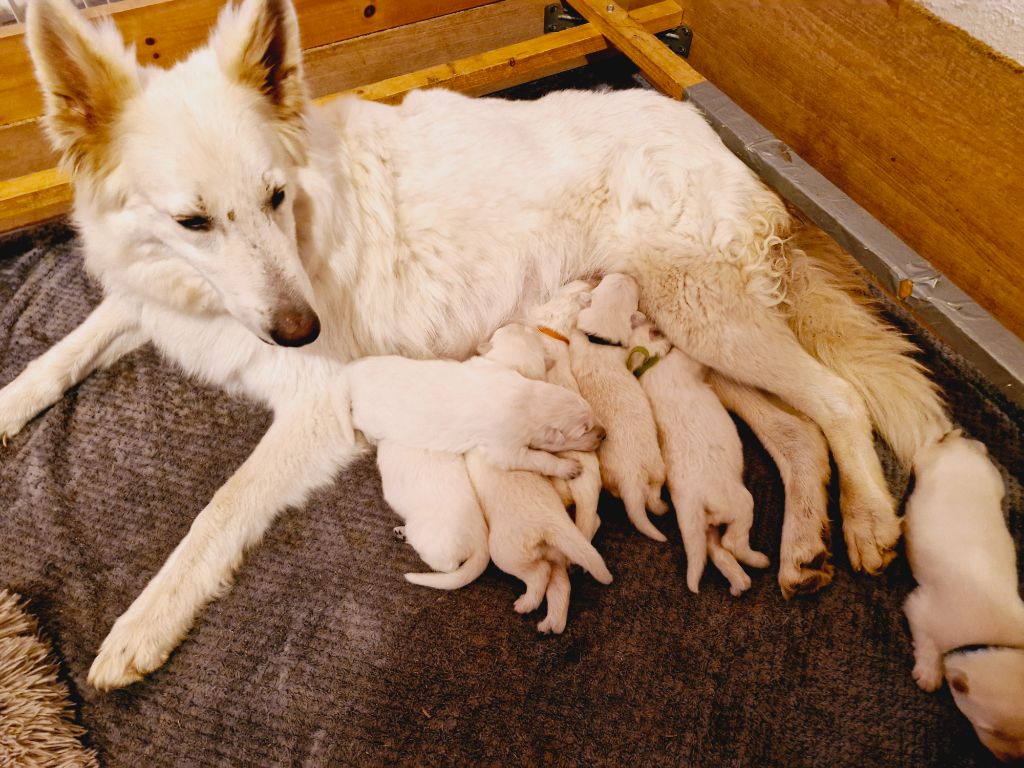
270;306;321;347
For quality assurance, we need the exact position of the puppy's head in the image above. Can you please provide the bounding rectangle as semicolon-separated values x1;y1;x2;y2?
911;433;1004;503
28;0;320;347
576;273;640;344
945;648;1024;762
527;389;605;452
478;324;548;380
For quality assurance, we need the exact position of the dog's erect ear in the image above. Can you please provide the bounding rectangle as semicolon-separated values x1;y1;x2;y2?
630;311;647;329
212;0;307;155
26;0;140;174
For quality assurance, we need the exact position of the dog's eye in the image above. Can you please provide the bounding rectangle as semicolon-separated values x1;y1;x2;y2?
176;215;212;231
270;187;285;209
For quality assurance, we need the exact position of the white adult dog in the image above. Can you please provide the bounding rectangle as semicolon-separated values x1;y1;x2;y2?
903;432;1024;762
1;0;952;688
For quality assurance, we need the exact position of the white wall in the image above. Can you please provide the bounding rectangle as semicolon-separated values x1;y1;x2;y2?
919;0;1024;63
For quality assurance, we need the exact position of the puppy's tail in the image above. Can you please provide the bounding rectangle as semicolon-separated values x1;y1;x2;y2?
404;545;490;590
547;516;613;585
784;222;951;466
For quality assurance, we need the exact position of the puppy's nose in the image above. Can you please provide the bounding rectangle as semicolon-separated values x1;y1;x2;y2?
270;306;321;347
593;426;607;442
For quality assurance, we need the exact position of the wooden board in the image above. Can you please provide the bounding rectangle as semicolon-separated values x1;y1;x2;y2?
0;0;493;127
0;1;683;233
678;0;1024;338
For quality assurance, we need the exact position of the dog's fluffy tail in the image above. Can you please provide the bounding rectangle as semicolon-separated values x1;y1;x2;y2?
404;545;490;590
548;516;613;585
784;223;951;466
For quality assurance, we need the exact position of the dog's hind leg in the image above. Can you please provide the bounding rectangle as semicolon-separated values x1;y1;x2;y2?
668;486;708;592
0;298;145;444
513;560;552;614
904;589;944;691
484;445;582;479
640;272;897;575
87;387;361;691
537;563;571;634
709;373;833;598
711;486;770;570
646;484;669;516
621;482;668;542
569;453;602;540
707;528;752;596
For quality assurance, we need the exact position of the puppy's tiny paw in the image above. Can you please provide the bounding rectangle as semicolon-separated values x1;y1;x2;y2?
514;593;543;614
727;572;752;597
537;615;566;634
648;497;669;516
554;458;583;480
912;661;943;692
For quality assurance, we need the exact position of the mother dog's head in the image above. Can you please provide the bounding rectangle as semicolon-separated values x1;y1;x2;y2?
28;0;321;347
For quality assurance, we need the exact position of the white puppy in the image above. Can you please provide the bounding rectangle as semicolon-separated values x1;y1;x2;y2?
376;442;489;590
570;274;668;542
468;324;613;633
346;351;605;479
628;322;769;595
526;281;603;541
903;432;1024;762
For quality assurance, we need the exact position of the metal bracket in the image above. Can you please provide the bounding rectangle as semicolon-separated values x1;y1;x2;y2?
544;3;692;59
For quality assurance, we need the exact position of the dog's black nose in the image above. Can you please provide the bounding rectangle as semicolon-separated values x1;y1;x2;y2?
270;307;321;347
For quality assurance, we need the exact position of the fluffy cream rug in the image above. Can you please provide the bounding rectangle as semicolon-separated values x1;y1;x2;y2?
0;589;97;767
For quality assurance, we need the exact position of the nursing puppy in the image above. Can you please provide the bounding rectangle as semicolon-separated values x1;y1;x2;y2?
628;322;769;595
903;432;1024;762
526;281;603;541
377;442;489;590
570;274;668;542
468;324;612;633
346;352;604;479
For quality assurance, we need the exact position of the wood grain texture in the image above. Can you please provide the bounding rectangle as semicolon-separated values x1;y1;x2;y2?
679;0;1024;337
0;0;493;126
572;0;702;98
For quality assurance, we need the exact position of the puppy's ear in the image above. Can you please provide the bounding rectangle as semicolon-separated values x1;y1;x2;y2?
576;293;593;308
949;672;970;695
630;311;647;329
212;0;307;158
26;0;140;175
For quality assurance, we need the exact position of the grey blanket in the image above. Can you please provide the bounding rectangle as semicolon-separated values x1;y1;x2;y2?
1;76;1021;768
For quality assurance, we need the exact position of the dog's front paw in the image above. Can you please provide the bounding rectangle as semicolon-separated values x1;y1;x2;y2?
912;659;944;692
842;490;900;574
552;457;583;480
0;400;31;446
779;549;834;599
88;606;179;691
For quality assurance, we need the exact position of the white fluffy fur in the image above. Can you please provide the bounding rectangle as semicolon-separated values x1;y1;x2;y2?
903;432;1024;761
466;324;612;634
346;352;603;478
571;275;668;542
2;0;954;688
628;322;769;595
376;442;489;590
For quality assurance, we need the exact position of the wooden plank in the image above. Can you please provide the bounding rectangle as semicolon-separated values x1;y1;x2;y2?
0;0;493;127
571;0;702;99
0;1;682;233
341;1;681;103
678;0;1024;338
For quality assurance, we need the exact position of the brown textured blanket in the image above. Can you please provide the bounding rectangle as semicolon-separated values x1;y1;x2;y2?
1;73;1021;767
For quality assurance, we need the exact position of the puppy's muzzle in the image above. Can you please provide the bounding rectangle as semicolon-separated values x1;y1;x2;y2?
578;424;606;451
270;305;321;347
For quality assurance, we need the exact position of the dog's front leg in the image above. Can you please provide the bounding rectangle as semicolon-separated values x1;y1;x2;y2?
0;297;145;444
88;388;360;691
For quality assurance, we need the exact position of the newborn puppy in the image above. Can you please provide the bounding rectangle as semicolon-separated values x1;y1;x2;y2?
346;344;604;478
377;442;489;590
903;431;1024;762
628;321;769;595
527;281;603;540
469;323;613;633
570;274;668;542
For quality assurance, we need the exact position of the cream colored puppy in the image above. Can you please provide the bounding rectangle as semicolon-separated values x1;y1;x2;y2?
628;321;769;595
526;281;603;541
903;432;1024;762
570;274;668;542
346;349;605;479
468;324;613;633
377;442;489;590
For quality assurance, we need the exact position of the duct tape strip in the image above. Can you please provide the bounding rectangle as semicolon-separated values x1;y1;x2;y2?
684;80;1024;410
